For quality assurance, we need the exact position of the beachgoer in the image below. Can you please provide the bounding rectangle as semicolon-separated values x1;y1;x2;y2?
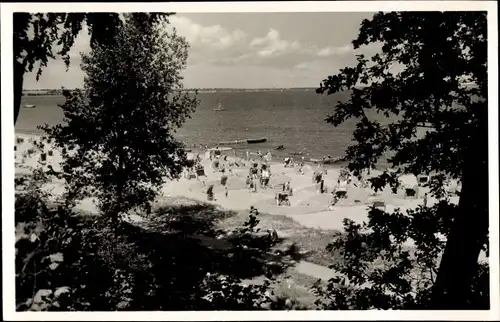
284;181;290;192
265;150;272;162
246;150;250;161
298;164;304;175
207;185;214;201
272;229;278;241
424;193;428;207
252;165;259;179
250;206;259;216
225;186;229;198
267;229;278;244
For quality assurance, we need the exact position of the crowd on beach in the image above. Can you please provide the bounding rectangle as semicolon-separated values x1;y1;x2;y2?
180;145;365;209
15;134;462;224
177;144;463;215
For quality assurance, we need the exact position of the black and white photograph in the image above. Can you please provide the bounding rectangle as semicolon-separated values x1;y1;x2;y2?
1;1;498;320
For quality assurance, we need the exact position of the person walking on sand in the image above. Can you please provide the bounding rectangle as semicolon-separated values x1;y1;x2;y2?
207;185;215;201
423;193;428;207
284;181;291;192
247;176;254;193
225;186;229;198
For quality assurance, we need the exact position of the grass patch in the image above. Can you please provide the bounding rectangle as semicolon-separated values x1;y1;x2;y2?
218;210;340;267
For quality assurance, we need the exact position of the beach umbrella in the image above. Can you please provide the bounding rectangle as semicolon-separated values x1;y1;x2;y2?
399;175;419;198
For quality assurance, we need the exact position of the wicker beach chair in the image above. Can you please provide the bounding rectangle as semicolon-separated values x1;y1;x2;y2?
275;191;291;206
372;200;386;211
404;184;419;199
334;187;347;199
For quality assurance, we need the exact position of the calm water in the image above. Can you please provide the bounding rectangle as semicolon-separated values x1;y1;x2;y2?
17;90;393;166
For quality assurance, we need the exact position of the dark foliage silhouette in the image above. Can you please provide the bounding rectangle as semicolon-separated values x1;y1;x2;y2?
39;14;197;222
316;11;488;309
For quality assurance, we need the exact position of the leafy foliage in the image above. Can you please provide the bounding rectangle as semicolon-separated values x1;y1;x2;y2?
14;13;170;78
313;203;489;309
15;172;295;310
13;12;170;123
316;11;489;309
317;11;487;188
39;15;197;220
14;13;118;79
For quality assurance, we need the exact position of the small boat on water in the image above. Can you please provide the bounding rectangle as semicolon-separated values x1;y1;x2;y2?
213;102;225;111
218;137;268;145
219;139;247;145
246;137;267;144
24;104;36;108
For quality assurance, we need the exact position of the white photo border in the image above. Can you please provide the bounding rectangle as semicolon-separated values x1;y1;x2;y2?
2;1;498;321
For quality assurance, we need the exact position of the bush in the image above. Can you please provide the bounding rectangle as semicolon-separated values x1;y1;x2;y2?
312;202;489;309
16;177;290;311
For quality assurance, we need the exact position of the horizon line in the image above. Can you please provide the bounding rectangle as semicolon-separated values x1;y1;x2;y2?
23;86;321;91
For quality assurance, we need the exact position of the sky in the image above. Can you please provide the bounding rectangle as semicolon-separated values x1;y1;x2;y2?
24;12;378;89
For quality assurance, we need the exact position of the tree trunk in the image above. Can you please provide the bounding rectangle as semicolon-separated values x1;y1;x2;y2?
431;110;489;309
14;60;25;125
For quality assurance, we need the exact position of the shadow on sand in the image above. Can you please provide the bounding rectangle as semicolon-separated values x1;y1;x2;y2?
96;200;307;310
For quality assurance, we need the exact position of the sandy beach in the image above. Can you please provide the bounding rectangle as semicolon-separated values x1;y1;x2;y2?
14;132;466;237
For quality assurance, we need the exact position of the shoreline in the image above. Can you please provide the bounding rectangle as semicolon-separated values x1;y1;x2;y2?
15;126;354;169
15;129;351;172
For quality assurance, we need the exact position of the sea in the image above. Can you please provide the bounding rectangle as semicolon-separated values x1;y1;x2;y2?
16;90;394;168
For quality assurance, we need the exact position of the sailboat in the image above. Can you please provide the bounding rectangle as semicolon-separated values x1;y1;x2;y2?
213;99;225;111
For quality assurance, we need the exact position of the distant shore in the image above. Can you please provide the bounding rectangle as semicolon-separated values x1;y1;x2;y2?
22;88;317;96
